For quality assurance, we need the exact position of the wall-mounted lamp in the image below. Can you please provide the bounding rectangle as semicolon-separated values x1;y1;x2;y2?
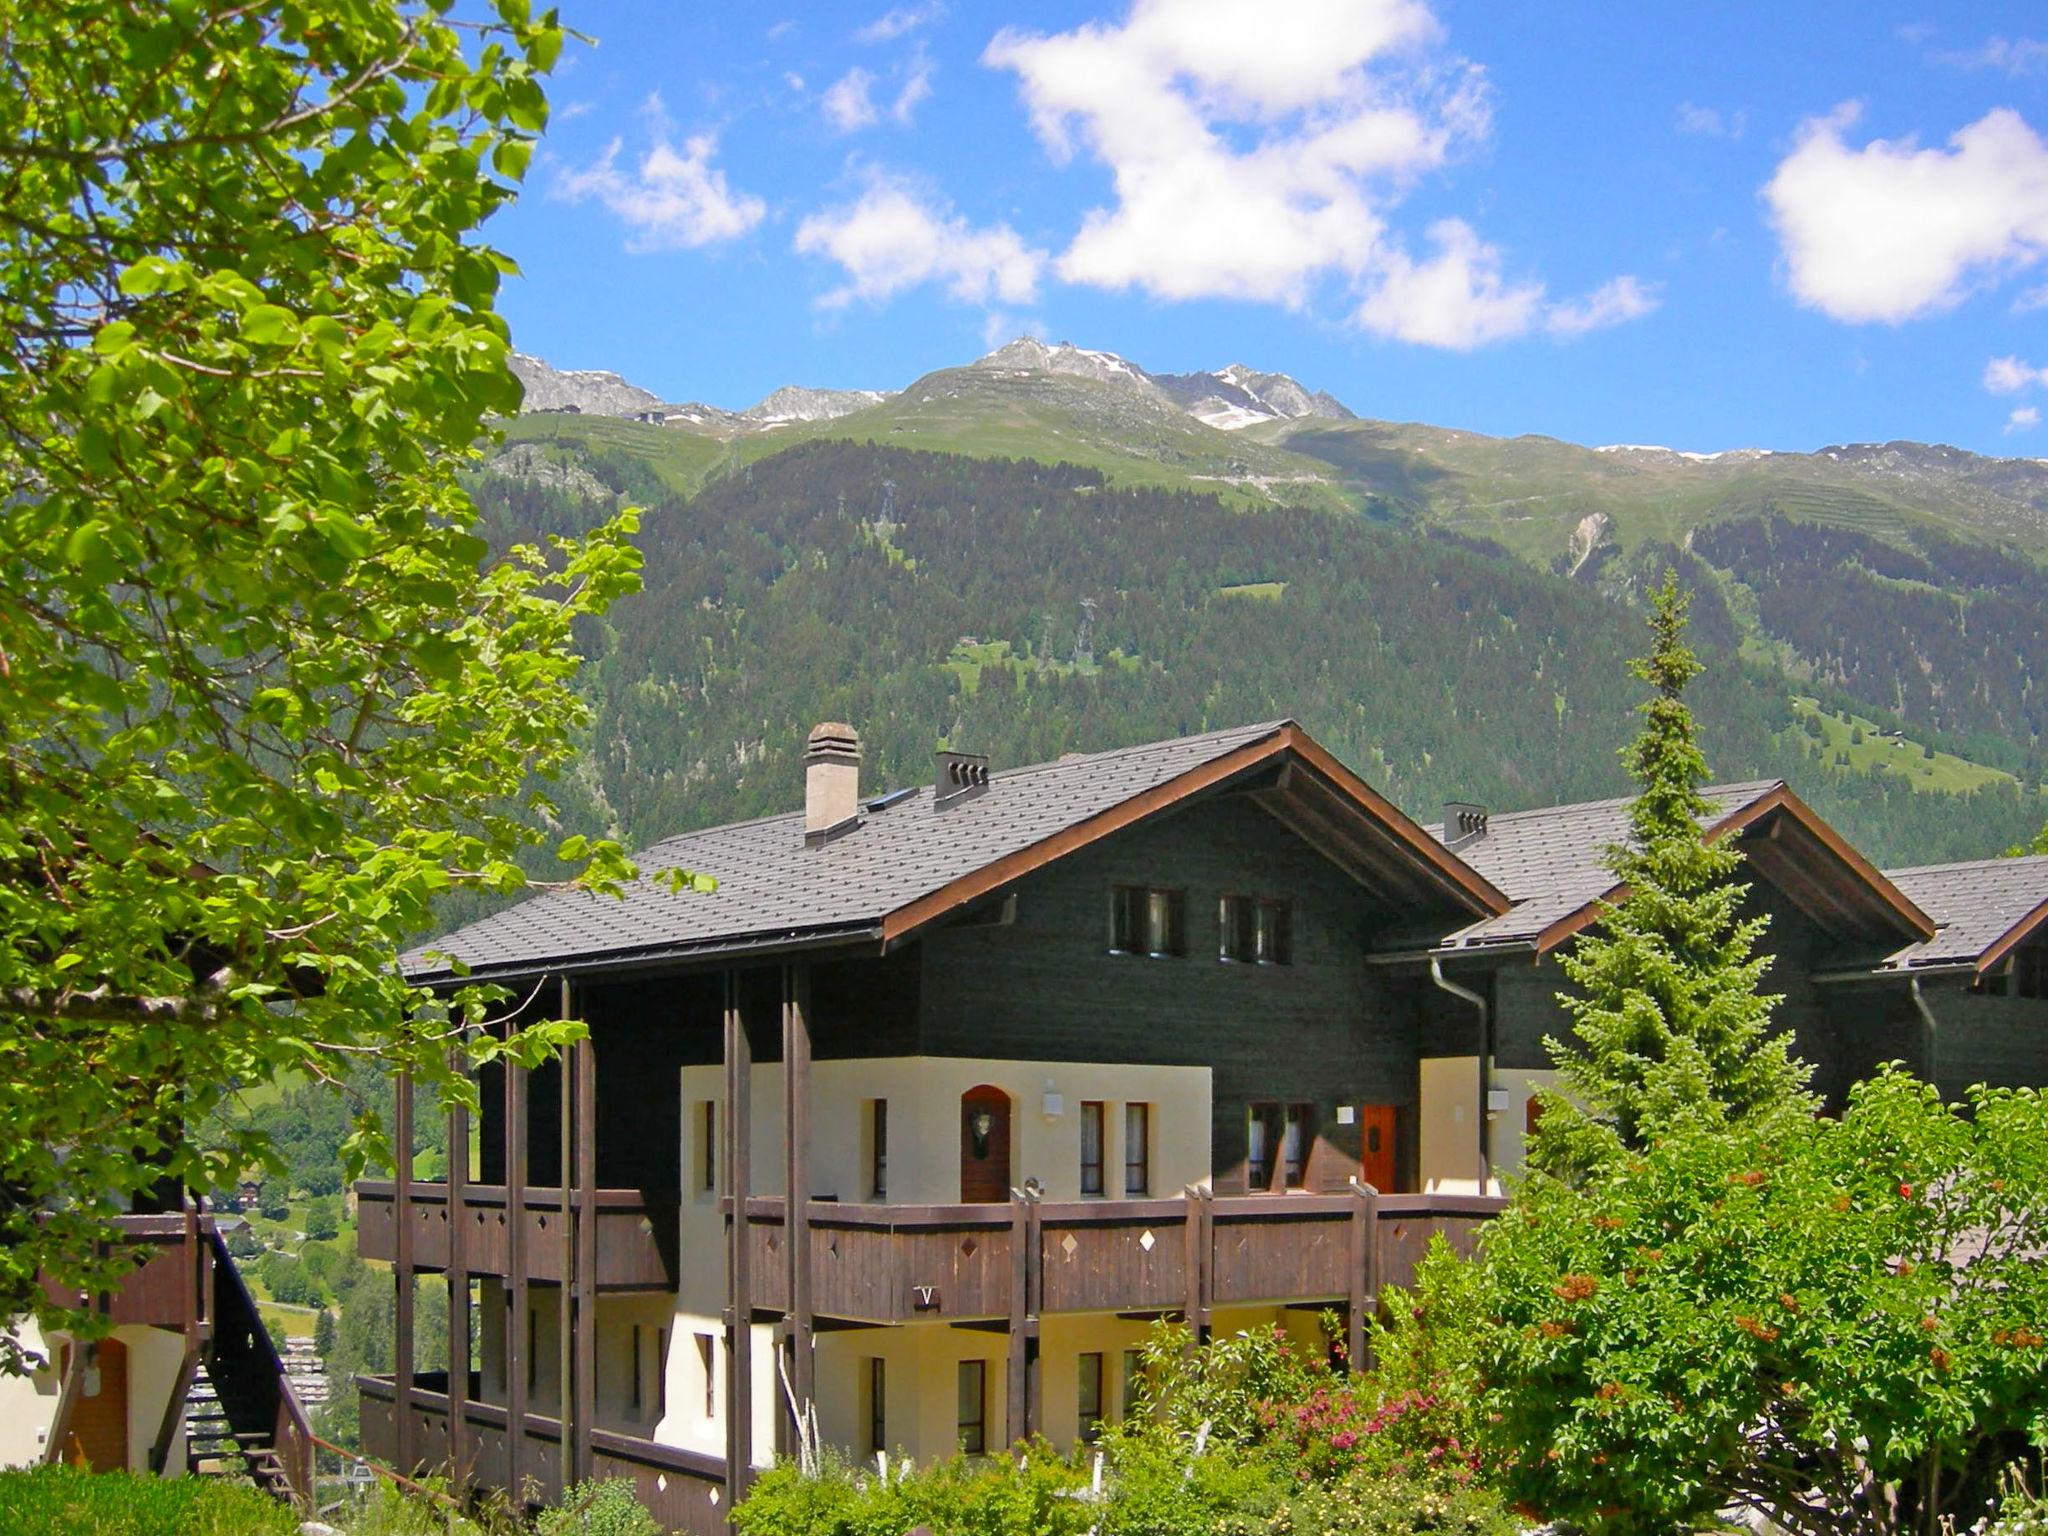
969;1108;995;1157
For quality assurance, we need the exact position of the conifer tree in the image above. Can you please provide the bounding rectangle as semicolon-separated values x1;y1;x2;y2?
1531;572;1811;1182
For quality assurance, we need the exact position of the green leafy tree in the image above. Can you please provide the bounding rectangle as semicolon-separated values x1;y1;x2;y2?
1533;572;1811;1182
1484;1072;2048;1536
0;0;655;1370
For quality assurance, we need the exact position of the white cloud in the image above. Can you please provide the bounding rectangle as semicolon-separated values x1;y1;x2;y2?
893;51;934;124
1762;103;2048;323
1355;220;1540;348
784;71;806;93
1545;274;1661;338
1937;36;2048;75
1984;355;2048;394
822;53;933;132
1675;102;1744;140
2006;405;2040;433
822;68;880;132
982;0;1647;348
857;1;946;44
2015;282;2048;314
793;170;1046;309
554;100;765;252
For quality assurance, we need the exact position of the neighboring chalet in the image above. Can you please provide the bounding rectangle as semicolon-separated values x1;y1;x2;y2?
0;1196;311;1502
353;721;2048;1534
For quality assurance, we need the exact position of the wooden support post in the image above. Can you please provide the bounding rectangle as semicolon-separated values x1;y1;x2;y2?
1346;1180;1380;1375
393;1069;416;1474
1006;1188;1030;1447
573;1024;597;1486
505;1029;530;1505
42;1343;83;1466
1024;1191;1042;1437
1182;1185;1212;1348
780;965;813;1450
558;978;574;1500
723;972;754;1516
447;1052;471;1490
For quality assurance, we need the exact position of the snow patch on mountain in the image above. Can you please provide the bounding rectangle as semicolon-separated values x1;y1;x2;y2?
742;385;893;425
509;353;669;418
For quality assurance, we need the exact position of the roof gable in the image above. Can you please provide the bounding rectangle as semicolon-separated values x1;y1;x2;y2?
1879;855;2048;973
1432;781;1933;955
406;720;1507;983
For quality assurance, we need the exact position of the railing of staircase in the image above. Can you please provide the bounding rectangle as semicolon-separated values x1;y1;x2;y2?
199;1198;314;1505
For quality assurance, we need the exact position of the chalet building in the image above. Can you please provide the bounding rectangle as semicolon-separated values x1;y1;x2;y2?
353;721;2048;1534
0;1198;311;1501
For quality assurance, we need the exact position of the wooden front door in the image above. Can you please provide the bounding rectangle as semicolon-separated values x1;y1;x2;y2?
1358;1104;1399;1194
959;1086;1012;1203
68;1336;129;1472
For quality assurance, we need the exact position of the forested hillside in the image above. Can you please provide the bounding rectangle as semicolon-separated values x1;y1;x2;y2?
471;440;2043;870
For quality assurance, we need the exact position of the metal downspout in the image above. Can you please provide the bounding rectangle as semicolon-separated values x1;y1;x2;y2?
1909;976;1939;1097
1429;958;1492;1193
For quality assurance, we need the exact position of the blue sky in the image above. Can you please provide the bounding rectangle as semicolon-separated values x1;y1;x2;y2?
490;2;2048;455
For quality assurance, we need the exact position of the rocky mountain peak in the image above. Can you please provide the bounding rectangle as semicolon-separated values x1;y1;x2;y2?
973;337;1160;394
742;384;893;425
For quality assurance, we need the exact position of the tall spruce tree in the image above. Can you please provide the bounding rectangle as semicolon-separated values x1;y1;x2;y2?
1531;571;1811;1182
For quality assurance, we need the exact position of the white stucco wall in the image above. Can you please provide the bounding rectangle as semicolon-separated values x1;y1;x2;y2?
0;1320;61;1468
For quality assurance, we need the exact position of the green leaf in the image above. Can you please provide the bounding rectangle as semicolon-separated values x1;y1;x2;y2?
241;304;302;347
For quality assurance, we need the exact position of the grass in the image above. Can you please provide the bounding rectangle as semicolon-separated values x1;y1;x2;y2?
1784;697;2024;795
1215;580;1289;600
259;1302;317;1339
0;1466;296;1536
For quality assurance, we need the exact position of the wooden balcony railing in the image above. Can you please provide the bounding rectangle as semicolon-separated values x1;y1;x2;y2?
738;1189;1502;1325
354;1182;675;1290
358;1374;723;1536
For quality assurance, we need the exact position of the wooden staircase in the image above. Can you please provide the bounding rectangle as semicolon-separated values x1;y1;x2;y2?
183;1213;313;1503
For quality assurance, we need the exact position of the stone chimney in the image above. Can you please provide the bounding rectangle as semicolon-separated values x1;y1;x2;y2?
1442;800;1489;851
804;722;862;845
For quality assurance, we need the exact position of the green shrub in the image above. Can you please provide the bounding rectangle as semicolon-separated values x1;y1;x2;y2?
0;1466;297;1536
1098;1434;1287;1536
536;1478;664;1536
738;1445;1092;1536
1274;1470;1521;1536
1989;1467;2048;1536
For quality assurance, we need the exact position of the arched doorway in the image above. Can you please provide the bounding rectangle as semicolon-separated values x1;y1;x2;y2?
959;1086;1012;1203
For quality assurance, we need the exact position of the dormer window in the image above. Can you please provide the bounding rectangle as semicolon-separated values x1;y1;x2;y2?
1220;896;1292;965
1111;886;1185;957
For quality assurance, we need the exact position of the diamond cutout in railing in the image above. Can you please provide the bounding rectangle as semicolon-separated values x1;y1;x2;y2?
1139;1229;1155;1252
960;1237;978;1258
1061;1233;1079;1257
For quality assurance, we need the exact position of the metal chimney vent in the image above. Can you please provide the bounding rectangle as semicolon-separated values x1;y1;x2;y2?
1442;800;1489;850
935;749;991;809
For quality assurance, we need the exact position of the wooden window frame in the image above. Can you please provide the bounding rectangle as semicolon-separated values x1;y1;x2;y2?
630;1323;643;1414
1246;1102;1278;1191
869;1098;889;1201
655;1327;667;1418
1079;1101;1106;1196
1078;1350;1105;1444
1219;894;1293;965
957;1359;987;1455
864;1356;886;1457
1124;1102;1150;1196
1110;885;1186;958
1282;1102;1312;1189
695;1332;715;1419
695;1100;717;1195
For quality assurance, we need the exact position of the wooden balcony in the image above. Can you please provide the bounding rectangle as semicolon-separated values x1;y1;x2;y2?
354;1183;676;1291
359;1374;722;1536
740;1189;1502;1325
40;1212;215;1333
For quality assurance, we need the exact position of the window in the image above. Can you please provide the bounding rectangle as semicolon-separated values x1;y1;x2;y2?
957;1360;987;1454
1220;896;1293;964
1111;886;1185;957
868;1098;889;1200
1122;1349;1146;1420
630;1323;643;1413
1124;1103;1150;1195
1247;1102;1312;1190
1078;1351;1105;1443
655;1328;667;1417
864;1357;886;1456
527;1308;538;1393
1080;1101;1105;1196
695;1100;717;1194
695;1333;716;1419
1282;1103;1311;1189
1246;1105;1274;1191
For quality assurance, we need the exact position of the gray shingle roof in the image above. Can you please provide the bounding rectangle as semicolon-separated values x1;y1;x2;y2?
1878;855;2048;971
1426;782;1783;950
405;720;1295;981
